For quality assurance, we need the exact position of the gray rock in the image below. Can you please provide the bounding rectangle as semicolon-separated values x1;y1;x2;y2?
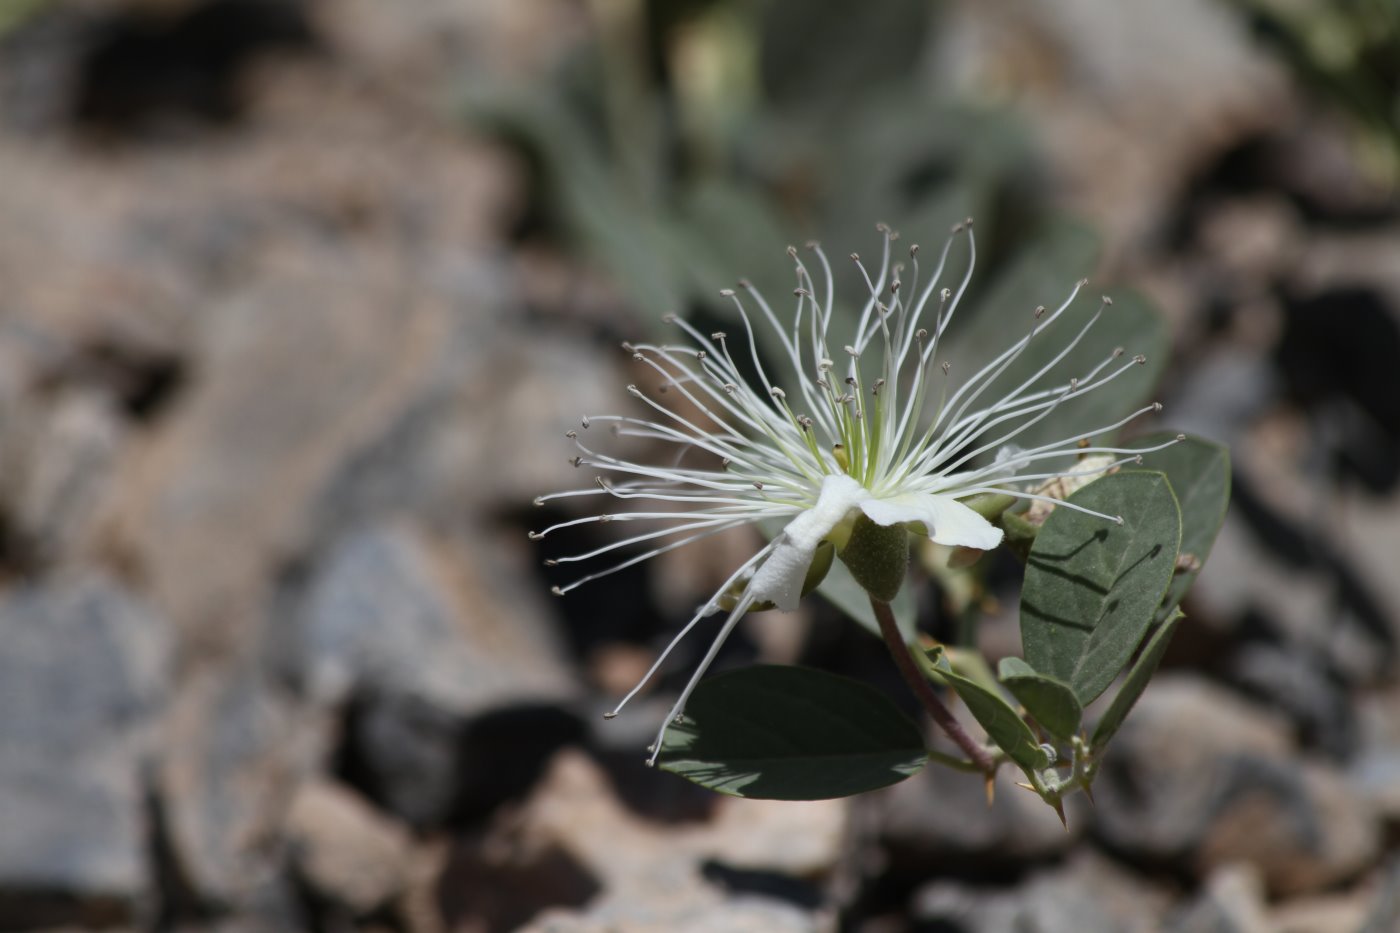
287;522;581;828
285;777;413;917
1350;686;1400;822
1227;642;1356;757
157;662;311;907
291;523;573;712
497;751;832;933
0;378;122;572
0;575;170;927
1093;675;1380;895
1360;856;1400;933
911;851;1171;933
876;755;1086;868
1165;864;1270;933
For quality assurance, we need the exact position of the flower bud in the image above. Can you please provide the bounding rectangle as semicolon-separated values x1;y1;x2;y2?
839;513;909;603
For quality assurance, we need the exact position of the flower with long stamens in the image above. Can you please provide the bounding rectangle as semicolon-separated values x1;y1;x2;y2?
533;220;1180;764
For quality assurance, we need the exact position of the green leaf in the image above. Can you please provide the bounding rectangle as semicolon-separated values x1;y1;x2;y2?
997;656;1083;742
759;0;932;114
1091;609;1184;751
462;86;686;316
1020;471;1183;704
1128;433;1231;621
657;665;927;799
814;557;917;642
927;653;1049;774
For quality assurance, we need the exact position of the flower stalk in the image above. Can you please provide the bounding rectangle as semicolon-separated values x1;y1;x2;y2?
869;596;997;775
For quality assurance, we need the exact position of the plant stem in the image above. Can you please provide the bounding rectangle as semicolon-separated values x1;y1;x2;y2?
870;596;997;774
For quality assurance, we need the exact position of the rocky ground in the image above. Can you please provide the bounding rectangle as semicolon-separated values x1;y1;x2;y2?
1;1;1399;931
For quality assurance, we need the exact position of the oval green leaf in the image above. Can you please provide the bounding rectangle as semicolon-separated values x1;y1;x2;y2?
997;656;1083;742
1020;471;1183;704
656;665;927;800
927;653;1049;774
1091;608;1184;751
1128;433;1231;622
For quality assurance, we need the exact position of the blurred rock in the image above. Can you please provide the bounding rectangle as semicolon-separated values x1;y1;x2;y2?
1349;686;1400;823
0;388;122;570
1269;889;1371;933
285;777;412;917
4;54;531;670
0;575;170;928
158;660;309;908
291;522;573;710
912;850;1171;932
876;754;1086;869
475;750;839;932
289;522;582;828
1227;641;1357;757
1165;864;1270;933
1361;856;1400;933
1094;675;1380;896
934;0;1288;251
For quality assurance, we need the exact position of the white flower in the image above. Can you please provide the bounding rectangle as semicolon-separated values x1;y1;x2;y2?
533;221;1177;763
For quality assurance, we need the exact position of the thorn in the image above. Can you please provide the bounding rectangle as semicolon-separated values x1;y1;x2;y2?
1052;798;1068;830
1014;781;1037;793
1082;783;1096;807
985;773;996;807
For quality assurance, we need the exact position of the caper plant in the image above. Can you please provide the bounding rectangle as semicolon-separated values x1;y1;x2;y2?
533;221;1229;817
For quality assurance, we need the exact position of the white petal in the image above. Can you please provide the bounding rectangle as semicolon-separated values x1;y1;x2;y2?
749;473;866;611
859;493;1004;551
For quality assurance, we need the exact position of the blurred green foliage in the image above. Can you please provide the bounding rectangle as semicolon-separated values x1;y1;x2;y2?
464;0;1046;329
1231;0;1400;184
0;0;50;37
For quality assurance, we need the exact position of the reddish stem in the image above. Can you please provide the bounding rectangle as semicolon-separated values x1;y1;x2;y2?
871;596;997;775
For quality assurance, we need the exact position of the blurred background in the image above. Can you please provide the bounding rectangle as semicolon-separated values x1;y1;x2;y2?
1;0;1399;930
